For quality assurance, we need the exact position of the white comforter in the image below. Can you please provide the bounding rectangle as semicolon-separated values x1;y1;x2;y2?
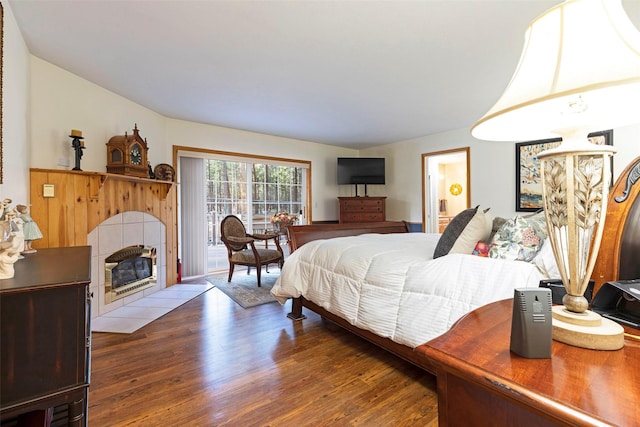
271;233;547;348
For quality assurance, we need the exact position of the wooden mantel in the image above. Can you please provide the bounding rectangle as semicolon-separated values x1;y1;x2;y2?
29;168;178;286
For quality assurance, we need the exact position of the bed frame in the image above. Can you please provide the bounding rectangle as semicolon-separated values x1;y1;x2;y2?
286;220;409;252
285;157;640;373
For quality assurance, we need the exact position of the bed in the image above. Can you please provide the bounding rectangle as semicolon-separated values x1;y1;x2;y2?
271;157;640;373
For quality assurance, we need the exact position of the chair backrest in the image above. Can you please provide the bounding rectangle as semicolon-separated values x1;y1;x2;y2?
220;215;248;251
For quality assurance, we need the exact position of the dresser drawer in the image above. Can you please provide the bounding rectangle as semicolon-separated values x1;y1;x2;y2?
342;212;385;222
342;202;383;213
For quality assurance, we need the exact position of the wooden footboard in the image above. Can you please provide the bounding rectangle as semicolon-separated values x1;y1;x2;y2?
286;220;409;252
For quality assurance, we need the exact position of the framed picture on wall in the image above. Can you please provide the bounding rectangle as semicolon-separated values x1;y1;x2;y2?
515;130;613;212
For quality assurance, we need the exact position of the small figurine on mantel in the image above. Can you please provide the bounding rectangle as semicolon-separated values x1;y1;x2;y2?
70;129;85;171
16;205;43;254
148;161;156;179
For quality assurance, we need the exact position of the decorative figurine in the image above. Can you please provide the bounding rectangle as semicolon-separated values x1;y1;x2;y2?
0;235;23;279
0;207;24;279
16;205;43;254
70;129;85;171
0;198;12;220
4;208;21;233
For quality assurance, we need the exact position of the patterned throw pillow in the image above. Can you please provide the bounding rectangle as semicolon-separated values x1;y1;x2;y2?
434;206;493;258
488;212;548;262
472;241;490;257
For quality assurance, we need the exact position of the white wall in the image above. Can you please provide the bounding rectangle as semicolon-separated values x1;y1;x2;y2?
28;58;357;222
165;118;356;220
29;57;166;173
1;1;30;203
362;125;640;223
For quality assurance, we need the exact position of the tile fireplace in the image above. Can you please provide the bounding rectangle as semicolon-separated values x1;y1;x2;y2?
88;211;166;319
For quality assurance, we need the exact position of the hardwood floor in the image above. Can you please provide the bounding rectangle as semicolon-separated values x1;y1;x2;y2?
89;281;438;426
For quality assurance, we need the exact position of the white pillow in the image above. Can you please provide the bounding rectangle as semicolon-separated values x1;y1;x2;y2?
448;207;493;255
533;239;561;278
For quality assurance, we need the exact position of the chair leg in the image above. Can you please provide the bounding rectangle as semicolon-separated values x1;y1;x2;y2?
228;264;235;282
256;265;262;287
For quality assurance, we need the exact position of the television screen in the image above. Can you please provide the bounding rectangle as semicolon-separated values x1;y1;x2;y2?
337;158;385;185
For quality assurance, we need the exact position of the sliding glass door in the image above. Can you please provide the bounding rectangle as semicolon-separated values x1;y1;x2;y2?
178;149;310;277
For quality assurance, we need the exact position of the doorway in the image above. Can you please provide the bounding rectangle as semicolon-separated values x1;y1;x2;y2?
421;147;470;233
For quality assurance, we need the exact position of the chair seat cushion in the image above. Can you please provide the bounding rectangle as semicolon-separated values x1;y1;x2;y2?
231;248;282;264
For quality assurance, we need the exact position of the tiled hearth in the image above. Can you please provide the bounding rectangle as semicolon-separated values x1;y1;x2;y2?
87;211;166;319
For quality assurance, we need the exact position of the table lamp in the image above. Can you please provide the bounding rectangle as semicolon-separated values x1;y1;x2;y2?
472;0;640;350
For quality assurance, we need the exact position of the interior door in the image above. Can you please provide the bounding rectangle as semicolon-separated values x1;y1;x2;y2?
421;147;470;233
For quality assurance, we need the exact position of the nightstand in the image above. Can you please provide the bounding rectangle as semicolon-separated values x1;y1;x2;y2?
415;299;639;426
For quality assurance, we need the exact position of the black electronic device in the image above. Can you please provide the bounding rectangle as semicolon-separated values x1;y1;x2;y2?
591;279;640;329
337;157;385;185
539;279;595;305
510;288;553;359
337;157;385;197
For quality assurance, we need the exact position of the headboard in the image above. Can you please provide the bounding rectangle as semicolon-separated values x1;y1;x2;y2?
287;221;409;252
592;156;640;294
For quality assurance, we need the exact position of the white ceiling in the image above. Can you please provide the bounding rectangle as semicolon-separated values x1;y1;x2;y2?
9;0;640;149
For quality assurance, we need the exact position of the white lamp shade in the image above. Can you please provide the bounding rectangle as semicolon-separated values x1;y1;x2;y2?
472;0;640;142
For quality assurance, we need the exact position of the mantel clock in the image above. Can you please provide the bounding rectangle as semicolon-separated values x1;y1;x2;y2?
106;124;149;178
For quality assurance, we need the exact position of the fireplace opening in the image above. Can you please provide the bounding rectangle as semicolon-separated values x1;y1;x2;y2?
105;245;157;304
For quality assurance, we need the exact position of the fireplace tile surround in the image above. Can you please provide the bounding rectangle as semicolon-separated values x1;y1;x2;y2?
88;211;166;319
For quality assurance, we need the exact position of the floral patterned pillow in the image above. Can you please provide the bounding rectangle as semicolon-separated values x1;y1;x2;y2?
488;213;547;262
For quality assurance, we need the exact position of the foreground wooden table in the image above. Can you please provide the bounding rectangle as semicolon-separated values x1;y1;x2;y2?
415;299;639;427
1;247;92;427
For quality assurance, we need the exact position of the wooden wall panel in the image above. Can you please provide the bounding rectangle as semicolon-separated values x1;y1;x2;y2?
74;175;89;246
29;173;50;248
86;176;102;233
29;169;178;286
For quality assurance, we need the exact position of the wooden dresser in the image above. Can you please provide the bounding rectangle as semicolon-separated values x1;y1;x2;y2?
338;197;386;223
1;246;92;427
416;299;639;427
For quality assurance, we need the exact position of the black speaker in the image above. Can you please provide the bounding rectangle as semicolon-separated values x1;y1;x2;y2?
510;288;553;359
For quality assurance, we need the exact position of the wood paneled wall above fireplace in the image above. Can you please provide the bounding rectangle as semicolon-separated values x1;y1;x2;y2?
29;169;178;286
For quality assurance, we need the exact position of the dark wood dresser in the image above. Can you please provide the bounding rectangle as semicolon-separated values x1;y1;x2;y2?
1;246;92;427
338;196;386;223
416;299;639;427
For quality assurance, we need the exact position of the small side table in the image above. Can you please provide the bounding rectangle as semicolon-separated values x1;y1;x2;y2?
415;299;639;427
252;229;287;249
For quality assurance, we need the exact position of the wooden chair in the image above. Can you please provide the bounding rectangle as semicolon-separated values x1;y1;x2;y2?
220;215;284;287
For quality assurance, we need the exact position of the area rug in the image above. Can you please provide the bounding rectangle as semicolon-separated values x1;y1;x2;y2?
207;270;280;308
91;283;213;334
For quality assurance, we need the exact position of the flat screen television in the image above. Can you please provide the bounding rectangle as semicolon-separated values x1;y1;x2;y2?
337;157;385;185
